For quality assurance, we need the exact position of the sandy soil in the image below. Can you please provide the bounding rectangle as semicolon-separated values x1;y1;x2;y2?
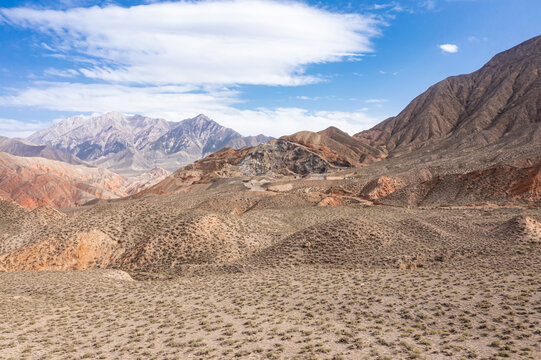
0;267;539;360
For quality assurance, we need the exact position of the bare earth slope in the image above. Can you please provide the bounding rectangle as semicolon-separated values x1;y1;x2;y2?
354;35;541;159
0;182;539;274
0;152;130;209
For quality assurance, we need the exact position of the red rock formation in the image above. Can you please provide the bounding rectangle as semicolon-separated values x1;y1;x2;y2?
360;176;405;200
0;152;128;209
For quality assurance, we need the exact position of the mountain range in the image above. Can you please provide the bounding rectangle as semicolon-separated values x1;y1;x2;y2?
0;136;85;165
0;36;540;211
28;113;274;176
141;35;541;202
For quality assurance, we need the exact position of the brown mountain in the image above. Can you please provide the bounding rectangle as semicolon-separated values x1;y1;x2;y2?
282;126;383;166
354;35;541;160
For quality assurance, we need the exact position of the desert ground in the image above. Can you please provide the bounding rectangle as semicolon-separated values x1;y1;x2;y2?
0;266;539;360
0;201;540;360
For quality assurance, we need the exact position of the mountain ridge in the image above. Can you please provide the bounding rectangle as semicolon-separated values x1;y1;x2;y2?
353;35;541;159
0;136;87;165
28;113;273;175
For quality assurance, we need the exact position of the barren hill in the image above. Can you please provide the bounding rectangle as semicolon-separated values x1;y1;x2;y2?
0;152;171;209
137;128;386;197
0;184;539;274
0;152;130;209
354;35;541;159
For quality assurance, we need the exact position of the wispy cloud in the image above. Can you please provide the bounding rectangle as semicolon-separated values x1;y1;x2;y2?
0;82;380;137
296;95;321;101
0;118;52;138
439;43;459;53
0;0;381;87
212;108;380;137
365;98;389;103
0;82;238;114
419;0;436;10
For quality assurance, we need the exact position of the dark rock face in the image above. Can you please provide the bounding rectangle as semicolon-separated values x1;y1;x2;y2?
239;139;338;176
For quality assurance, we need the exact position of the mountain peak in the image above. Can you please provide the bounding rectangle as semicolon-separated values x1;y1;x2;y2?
354;34;541;157
183;114;216;127
488;35;541;65
194;114;211;121
318;126;350;137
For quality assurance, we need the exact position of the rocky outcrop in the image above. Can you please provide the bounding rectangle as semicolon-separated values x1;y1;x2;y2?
360;176;405;200
317;196;345;207
137;138;357;196
380;158;541;206
494;216;541;243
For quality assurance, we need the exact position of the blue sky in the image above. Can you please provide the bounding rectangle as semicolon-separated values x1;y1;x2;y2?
0;0;540;137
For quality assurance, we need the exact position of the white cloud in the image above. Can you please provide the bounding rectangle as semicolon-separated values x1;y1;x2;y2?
296;95;321;101
0;0;381;86
210;108;379;137
0;1;385;137
365;98;389;103
372;2;405;12
0;82;238;114
43;68;80;77
439;43;459;53
0;118;52;138
0;83;379;137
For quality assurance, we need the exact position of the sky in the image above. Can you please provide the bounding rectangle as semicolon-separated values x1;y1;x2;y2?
0;0;539;138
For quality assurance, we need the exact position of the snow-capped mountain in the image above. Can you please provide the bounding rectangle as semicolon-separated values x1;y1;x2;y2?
28;112;273;175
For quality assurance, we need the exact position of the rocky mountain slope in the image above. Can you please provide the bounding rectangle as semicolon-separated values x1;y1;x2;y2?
0;152;128;209
354;35;541;160
0;136;85;165
0;152;169;209
135;127;385;196
29;113;272;175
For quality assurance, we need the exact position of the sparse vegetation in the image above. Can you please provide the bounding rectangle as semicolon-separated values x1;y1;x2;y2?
0;267;539;359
